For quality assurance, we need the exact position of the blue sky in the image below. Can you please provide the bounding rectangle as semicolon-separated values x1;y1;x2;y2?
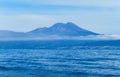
0;0;120;34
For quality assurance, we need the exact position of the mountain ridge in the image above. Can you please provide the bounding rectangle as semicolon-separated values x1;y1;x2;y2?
28;22;98;36
0;22;99;39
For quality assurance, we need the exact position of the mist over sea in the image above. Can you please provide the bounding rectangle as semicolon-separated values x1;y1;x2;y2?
0;40;120;77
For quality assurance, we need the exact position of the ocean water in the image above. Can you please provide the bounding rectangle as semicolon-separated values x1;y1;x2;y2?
0;49;120;77
0;40;120;49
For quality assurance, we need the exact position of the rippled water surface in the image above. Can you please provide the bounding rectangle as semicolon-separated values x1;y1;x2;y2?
0;49;120;77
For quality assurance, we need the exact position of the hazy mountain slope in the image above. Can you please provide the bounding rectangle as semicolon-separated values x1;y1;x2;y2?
0;22;99;40
29;22;98;36
0;30;25;37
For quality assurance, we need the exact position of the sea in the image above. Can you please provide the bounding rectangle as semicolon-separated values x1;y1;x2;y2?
0;40;120;77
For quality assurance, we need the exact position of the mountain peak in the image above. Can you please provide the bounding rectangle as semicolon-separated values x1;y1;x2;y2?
52;22;76;26
29;22;99;36
0;22;99;39
66;22;75;25
50;22;81;29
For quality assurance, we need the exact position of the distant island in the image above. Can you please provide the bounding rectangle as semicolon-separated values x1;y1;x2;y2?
0;22;120;49
0;22;100;40
29;22;98;36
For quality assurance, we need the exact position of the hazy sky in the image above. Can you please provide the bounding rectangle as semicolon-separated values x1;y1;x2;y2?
0;0;120;34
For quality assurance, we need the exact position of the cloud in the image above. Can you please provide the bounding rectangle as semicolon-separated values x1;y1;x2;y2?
0;0;120;34
0;34;120;40
0;0;120;10
0;14;58;32
1;0;120;7
54;35;120;40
